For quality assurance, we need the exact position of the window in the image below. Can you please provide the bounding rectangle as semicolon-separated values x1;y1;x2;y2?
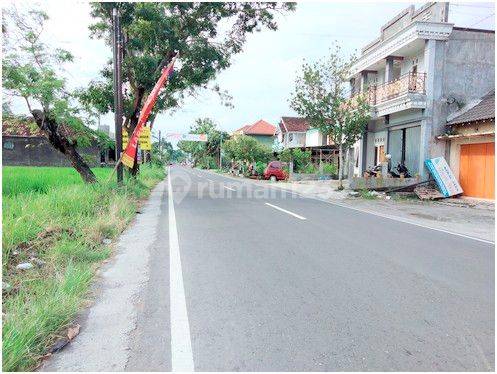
388;126;420;175
289;133;294;142
3;141;14;150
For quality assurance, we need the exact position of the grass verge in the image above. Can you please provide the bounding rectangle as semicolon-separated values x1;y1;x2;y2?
2;165;165;371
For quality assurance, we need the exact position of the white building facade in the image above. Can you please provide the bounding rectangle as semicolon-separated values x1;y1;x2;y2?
349;2;495;178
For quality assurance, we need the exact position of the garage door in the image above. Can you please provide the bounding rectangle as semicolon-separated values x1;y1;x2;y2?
459;142;494;199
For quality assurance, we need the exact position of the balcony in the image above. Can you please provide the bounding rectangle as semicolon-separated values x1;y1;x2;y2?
374;72;426;104
350;72;427;117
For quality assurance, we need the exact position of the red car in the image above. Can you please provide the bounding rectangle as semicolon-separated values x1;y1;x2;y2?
264;161;287;182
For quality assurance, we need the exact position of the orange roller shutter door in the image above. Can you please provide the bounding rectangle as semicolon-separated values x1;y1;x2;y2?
459;142;494;199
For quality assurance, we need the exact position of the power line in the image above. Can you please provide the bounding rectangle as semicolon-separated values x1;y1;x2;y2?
470;12;495;27
451;3;495;9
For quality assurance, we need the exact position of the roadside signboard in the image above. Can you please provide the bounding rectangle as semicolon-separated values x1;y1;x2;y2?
139;126;151;150
425;157;463;197
123;126;151;150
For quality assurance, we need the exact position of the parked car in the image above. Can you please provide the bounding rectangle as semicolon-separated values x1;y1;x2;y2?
263;161;287;182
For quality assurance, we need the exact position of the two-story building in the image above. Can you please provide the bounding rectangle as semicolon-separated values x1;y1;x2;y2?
278;116;339;168
349;2;495;178
277;117;308;148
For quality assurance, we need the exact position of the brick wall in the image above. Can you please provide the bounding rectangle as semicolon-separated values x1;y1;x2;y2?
2;136;102;167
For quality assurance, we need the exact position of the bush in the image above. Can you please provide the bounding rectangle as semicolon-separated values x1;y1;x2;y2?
278;148;292;163
255;161;267;176
301;163;317;174
322;163;338;175
293;149;312;172
197;155;217;169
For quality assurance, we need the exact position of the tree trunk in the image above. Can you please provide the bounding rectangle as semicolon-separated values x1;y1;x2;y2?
32;110;97;183
338;142;344;190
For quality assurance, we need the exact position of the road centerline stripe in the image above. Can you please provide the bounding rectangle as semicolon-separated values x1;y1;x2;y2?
223;185;236;191
265;202;306;220
168;167;195;371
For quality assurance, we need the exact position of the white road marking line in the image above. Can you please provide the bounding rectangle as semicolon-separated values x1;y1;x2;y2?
202;170;493;244
168;168;195;372
223;185;236;191
206;178;214;182
265;202;306;220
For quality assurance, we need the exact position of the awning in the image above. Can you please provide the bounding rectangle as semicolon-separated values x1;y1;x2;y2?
436;131;495;140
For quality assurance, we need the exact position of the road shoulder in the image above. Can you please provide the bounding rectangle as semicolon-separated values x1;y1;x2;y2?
41;180;167;372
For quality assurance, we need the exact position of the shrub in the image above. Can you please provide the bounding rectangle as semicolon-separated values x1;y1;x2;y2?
255;161;267;176
322;163;338;175
302;163;317;174
292;149;312;172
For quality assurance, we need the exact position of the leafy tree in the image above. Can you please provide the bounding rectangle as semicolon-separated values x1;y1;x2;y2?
2;7;101;183
178;118;229;168
290;44;371;189
80;2;295;175
223;135;272;168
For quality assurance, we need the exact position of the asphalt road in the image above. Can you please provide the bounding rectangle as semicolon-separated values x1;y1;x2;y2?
43;165;494;371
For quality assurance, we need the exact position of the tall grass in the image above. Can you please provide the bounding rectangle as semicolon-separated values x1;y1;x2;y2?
2;166;112;196
2;165;165;371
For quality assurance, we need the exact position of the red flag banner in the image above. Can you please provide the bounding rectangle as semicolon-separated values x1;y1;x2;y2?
121;55;177;168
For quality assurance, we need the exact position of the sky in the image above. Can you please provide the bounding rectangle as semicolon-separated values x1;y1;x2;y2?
4;1;495;147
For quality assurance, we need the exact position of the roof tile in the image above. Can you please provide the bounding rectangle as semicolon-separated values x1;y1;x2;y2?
280;117;309;132
447;91;495;126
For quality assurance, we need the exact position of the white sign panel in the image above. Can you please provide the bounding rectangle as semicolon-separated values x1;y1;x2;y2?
425;157;463;197
166;133;208;142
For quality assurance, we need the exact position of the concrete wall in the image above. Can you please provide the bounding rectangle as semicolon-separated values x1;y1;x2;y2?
248;134;275;147
305;129;326;147
284;132;306;148
443;29;495;106
2;136;102;167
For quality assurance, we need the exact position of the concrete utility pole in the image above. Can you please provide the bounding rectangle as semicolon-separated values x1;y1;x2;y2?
219;135;223;169
158;130;162;162
112;8;124;184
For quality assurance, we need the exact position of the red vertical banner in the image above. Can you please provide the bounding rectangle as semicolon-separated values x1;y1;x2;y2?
121;56;177;168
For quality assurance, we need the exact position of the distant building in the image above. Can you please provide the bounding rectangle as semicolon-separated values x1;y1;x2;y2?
2;116;115;167
437;90;494;199
233;119;276;146
348;2;495;178
277;117;308;148
277;116;339;169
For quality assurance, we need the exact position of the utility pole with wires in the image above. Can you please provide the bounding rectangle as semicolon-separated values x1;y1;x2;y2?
112;8;124;184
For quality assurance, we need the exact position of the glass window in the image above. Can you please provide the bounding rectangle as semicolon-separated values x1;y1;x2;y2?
404;126;420;175
388;126;420;175
388;129;403;169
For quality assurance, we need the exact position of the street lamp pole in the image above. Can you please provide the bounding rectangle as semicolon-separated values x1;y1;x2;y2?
112;8;123;184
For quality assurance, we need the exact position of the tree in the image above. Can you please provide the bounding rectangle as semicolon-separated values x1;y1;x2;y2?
80;2;295;175
178;118;229;168
2;7;101;183
290;44;371;189
223;135;272;171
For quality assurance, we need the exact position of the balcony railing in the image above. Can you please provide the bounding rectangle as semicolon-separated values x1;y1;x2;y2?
374;72;426;103
350;72;426;107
